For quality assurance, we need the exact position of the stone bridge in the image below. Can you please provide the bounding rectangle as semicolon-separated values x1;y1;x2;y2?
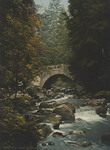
32;64;74;88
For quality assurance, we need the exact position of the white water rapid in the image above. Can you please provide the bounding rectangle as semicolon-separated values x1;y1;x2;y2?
37;97;110;150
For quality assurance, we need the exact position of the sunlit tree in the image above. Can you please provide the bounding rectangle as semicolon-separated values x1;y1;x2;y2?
0;0;43;96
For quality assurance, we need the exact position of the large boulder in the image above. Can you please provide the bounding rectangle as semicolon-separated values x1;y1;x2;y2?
96;106;107;117
64;102;76;113
44;113;62;129
101;132;110;145
53;101;62;107
52;132;65;138
53;104;75;121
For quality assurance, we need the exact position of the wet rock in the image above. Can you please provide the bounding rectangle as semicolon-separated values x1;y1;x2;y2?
53;123;60;129
96;106;107;117
48;141;55;145
64;102;76;113
37;92;46;100
42;141;55;146
76;118;83;121
82;98;106;107
42;143;48;146
45;113;62;129
53;101;62;107
53;104;75;121
52;132;64;138
101;132;110;145
37;108;53;115
95;98;106;106
55;94;64;99
68;141;92;147
46;90;56;98
70;130;85;135
51;86;61;93
39;102;53;108
40;124;52;138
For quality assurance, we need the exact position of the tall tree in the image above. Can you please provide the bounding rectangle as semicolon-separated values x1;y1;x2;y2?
0;0;43;95
68;0;110;92
40;0;71;65
54;11;72;64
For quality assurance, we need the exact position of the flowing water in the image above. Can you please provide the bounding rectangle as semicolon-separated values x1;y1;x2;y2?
37;96;110;150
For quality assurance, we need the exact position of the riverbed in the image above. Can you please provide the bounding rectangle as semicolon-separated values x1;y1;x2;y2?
37;96;110;150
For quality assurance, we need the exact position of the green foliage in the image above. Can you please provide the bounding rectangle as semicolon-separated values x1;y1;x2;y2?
0;0;43;94
53;77;72;87
40;0;71;65
68;0;110;92
13;96;36;113
0;106;25;137
0;101;49;147
0;0;49;148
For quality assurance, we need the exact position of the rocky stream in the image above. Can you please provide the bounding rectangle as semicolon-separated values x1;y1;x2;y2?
25;86;110;150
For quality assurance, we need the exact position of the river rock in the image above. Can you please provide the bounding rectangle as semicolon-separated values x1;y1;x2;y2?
40;124;52;138
76;118;83;121
42;141;55;146
37;108;53;115
53;104;75;121
68;141;92;147
52;132;65;138
82;98;107;107
95;106;107;117
70;130;85;135
64;102;76;113
46;89;56;98
55;94;64;99
53;101;62;107
48;141;55;145
39;101;53;108
101;132;110;145
36;92;46;100
42;142;48;146
45;113;62;129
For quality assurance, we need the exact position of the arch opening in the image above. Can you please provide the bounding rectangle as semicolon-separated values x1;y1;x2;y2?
43;74;73;89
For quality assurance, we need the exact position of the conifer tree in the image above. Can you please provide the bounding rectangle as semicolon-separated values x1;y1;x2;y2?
68;0;110;92
40;0;71;65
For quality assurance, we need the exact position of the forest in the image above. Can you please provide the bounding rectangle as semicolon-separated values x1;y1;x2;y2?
0;0;110;149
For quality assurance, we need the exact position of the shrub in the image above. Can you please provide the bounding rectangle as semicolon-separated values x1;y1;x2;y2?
0;106;51;148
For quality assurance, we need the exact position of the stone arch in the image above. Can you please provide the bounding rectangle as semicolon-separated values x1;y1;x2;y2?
42;73;73;89
32;64;74;88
